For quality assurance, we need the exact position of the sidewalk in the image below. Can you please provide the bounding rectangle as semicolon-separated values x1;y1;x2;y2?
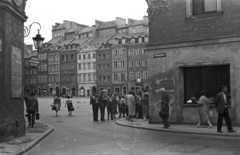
116;118;240;138
0;121;54;155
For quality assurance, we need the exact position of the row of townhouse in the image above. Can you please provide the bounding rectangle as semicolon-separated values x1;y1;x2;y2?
24;16;149;97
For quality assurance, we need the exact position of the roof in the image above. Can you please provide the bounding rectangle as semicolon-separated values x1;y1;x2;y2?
88;34;115;49
128;20;143;26
124;32;143;39
79;27;94;33
113;33;127;39
58;39;75;46
97;21;116;29
70;37;91;46
53;24;65;30
47;37;63;45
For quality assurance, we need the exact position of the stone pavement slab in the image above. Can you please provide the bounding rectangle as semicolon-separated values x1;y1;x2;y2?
116;118;240;138
0;121;54;155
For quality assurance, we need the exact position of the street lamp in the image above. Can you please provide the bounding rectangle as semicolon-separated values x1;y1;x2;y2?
24;22;44;50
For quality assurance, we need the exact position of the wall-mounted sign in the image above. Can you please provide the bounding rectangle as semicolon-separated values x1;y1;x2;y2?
11;46;22;98
28;56;39;67
153;53;166;58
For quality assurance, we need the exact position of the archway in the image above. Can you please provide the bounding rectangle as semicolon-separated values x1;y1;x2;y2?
92;86;96;95
80;87;85;97
72;87;76;96
62;87;66;96
56;86;60;96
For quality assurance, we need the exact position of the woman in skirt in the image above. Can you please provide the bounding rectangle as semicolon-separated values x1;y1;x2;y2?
53;95;61;116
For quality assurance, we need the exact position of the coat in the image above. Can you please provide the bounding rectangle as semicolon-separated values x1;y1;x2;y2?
215;92;227;114
125;94;136;116
160;93;169;117
27;96;39;113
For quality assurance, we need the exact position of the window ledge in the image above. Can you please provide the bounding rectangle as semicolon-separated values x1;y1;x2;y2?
186;11;224;21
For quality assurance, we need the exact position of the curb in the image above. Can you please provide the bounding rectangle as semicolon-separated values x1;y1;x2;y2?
16;122;55;155
115;121;240;138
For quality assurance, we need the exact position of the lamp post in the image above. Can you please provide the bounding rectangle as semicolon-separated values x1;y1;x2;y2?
24;22;45;50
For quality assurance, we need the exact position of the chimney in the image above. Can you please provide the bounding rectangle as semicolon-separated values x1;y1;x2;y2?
116;17;126;27
95;20;103;28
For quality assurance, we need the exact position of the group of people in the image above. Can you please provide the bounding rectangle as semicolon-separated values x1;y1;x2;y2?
196;85;235;133
90;90;149;122
52;95;75;116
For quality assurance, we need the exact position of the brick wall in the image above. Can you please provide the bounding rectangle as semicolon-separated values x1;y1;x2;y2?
149;0;240;45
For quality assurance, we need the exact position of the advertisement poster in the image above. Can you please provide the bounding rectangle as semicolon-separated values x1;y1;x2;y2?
11;46;22;98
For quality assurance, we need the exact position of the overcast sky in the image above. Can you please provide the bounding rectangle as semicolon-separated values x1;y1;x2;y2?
24;0;148;45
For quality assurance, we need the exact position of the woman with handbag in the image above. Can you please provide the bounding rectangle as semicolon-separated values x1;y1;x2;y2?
196;90;213;128
159;88;170;129
65;96;74;116
53;95;61;116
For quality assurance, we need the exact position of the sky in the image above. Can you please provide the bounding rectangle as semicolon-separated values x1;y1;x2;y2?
24;0;148;45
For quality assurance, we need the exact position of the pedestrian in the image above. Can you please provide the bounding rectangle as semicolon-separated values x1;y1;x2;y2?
196;90;213;128
98;91;107;121
118;95;126;118
65;96;74;116
142;93;149;121
215;85;235;133
106;93;113;120
125;91;136;122
90;93;99;121
159;88;170;129
53;95;61;116
112;93;118;119
24;93;31;126
26;92;39;128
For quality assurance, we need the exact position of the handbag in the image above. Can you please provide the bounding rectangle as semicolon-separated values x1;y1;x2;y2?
71;107;75;111
36;113;40;120
52;105;56;111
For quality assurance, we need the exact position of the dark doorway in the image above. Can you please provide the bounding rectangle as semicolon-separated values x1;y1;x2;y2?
92;86;96;95
183;65;230;104
56;86;60;96
72;87;76;96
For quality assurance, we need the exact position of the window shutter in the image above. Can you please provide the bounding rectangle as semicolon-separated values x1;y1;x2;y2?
192;0;204;15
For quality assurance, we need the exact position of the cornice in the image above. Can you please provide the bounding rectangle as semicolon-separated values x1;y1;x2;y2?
0;0;28;22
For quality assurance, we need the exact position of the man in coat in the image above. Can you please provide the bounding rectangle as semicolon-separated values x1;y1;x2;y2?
27;92;39;128
160;88;170;128
90;93;99;121
215;85;235;133
98;91;107;121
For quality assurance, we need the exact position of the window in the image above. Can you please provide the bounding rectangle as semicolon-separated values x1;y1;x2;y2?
142;48;147;55
121;49;125;55
113;74;118;81
108;76;110;82
93;62;96;69
142;60;148;66
88;73;91;81
66;55;69;61
78;74;82;82
137;49;141;55
136;60;141;67
99;76;102;82
83;74;86;81
83;54;86;59
129;61;134;67
121;74;125;81
78;63;81;70
103;54;106;60
122;39;125;44
136;72;141;79
92;53;96;59
93;74;96;81
61;55;64;61
83;63;86;70
88;62;91;69
143;71;148;79
130;72;134;80
71;54;74;60
88;54;91;59
139;38;142;43
98;65;101;70
106;54;110;59
187;0;221;17
120;60;125;68
113;61;118;68
103;64;106;70
107;64;110;70
113;49;118;56
103;76;106;82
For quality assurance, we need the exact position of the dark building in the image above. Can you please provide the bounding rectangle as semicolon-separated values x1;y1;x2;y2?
147;0;240;124
0;0;27;142
37;43;49;96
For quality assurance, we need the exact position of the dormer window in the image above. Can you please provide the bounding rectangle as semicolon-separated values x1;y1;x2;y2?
122;39;125;44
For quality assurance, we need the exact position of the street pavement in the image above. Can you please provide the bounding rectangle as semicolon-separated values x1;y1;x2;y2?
1;97;240;155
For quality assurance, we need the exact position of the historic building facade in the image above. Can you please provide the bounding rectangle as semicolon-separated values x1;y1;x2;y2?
127;17;149;94
147;0;240;124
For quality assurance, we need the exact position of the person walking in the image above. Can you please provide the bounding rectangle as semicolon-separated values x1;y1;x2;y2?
90;93;99;121
112;93;118;119
159;88;170;129
26;92;39;128
106;93;113;120
98;91;107;121
215;85;235;133
53;95;61;116
118;95;126;118
65;96;74;116
142;93;149;121
24;93;31;126
125;91;136;122
196;90;213;128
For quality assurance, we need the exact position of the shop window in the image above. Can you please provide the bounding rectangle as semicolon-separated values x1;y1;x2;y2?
183;65;230;104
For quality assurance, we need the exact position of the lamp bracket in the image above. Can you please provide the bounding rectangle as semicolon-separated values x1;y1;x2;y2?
24;22;42;37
